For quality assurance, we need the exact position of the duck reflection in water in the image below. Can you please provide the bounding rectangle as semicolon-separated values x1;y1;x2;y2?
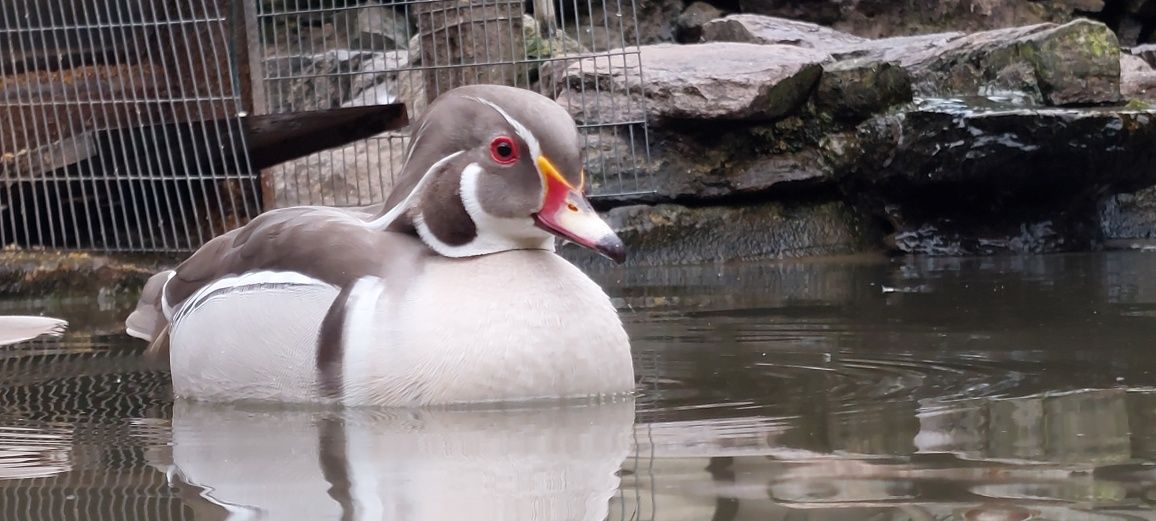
140;398;635;521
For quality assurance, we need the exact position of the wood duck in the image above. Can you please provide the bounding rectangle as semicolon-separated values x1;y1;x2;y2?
125;85;635;406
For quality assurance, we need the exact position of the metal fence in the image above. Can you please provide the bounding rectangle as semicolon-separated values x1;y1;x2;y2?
252;0;652;208
0;0;261;252
0;0;651;252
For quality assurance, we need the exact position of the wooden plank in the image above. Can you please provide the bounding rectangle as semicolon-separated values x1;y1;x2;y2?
0;133;96;187
241;104;409;170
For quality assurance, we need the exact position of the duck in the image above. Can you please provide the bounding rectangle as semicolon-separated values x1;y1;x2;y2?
124;84;635;406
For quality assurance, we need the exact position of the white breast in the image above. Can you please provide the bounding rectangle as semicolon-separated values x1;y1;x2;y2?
341;251;634;406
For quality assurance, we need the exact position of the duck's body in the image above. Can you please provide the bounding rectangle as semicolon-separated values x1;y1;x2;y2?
126;85;635;406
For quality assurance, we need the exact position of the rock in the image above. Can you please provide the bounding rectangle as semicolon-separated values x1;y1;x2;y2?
676;2;725;43
559;201;879;266
700;14;867;48
1130;43;1156;67
1121;52;1156;100
355;2;414;51
522;14;587;59
835;100;1156;254
264;50;401;112
822;32;966;63
554;43;829;124
815;59;913;122
346;50;409;105
271;132;408;208
1100;185;1156;241
737;0;1104;39
902;20;1123;106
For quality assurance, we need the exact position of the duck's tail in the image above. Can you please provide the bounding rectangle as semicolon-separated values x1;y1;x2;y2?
125;270;174;361
0;316;68;346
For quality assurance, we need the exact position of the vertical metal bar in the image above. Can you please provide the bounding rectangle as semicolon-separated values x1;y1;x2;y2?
4;2;47;247
76;0;134;250
28;2;61;247
28;3;67;248
98;0;161;251
143;0;205;248
120;0;185;251
141;0;198;250
39;0;85;248
0;5;25;246
61;0;112;248
199;0;254;230
163;0;228;240
244;0;275;211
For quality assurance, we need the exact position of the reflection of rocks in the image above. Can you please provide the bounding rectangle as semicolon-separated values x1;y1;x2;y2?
914;389;1133;464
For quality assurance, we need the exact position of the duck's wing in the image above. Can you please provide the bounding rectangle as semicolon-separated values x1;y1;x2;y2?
0;316;68;346
125;205;430;359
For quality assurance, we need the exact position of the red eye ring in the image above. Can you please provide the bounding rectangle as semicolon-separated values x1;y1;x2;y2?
490;136;518;165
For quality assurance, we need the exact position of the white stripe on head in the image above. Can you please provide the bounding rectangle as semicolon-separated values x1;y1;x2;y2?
413;162;554;258
366;150;464;230
465;96;541;160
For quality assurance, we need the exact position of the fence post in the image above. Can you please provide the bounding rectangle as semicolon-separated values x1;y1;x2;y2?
414;0;527;102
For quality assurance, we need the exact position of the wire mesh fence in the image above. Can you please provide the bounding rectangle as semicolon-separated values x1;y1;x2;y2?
253;0;652;208
0;0;651;252
0;0;261;252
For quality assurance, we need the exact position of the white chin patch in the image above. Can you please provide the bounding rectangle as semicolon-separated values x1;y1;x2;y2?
415;163;554;258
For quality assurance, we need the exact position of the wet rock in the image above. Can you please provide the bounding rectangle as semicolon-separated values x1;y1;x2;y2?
675;2;725;43
271;132;407;208
815;59;913;122
836;100;1156;254
559;201;879;266
1121;52;1156;100
554;43;829;124
1100;185;1156;241
700;14;867;48
903;20;1123;106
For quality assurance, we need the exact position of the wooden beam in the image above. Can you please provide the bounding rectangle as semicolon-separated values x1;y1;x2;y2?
241;104;409;170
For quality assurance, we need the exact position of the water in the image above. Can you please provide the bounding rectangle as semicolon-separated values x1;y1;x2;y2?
2;251;1156;520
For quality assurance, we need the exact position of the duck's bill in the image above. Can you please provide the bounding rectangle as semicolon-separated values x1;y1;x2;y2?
534;157;626;264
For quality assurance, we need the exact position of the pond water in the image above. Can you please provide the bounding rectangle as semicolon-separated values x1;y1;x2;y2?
1;251;1156;520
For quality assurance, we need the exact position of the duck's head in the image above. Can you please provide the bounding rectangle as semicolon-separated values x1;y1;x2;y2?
378;85;626;264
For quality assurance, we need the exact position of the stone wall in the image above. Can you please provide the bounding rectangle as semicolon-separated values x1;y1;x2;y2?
553;12;1156;266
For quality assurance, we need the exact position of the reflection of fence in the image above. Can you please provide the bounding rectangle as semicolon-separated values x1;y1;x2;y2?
0;0;260;252
1;0;651;252
252;0;652;208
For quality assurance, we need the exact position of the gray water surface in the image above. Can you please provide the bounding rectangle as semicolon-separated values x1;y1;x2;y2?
2;252;1156;520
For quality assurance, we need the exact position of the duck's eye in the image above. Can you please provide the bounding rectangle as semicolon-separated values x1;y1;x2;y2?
490;136;518;165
